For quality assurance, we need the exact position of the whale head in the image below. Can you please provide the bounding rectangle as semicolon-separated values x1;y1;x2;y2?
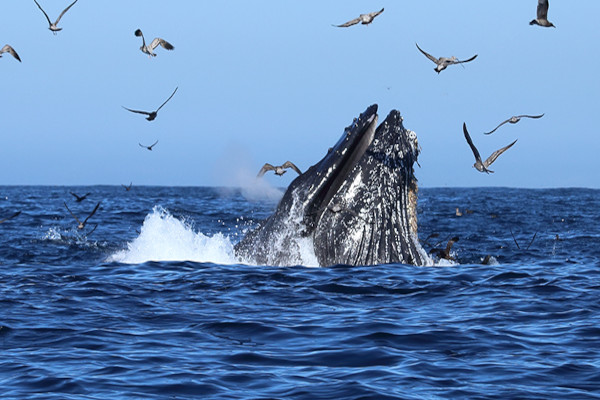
235;105;428;267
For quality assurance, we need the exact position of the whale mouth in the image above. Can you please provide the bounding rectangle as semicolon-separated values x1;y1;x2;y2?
300;105;379;233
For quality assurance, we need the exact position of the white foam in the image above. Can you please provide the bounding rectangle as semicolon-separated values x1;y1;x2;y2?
108;206;239;265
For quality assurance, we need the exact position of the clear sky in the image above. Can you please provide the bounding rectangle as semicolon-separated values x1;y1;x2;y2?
1;1;598;188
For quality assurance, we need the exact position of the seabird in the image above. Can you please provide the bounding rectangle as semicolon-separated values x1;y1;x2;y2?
139;140;159;151
530;0;555;28
0;45;21;62
33;0;78;35
333;8;384;27
0;211;21;224
122;182;132;191
455;207;463;217
70;192;91;202
429;236;459;261
135;29;174;57
484;114;545;135
463;122;517;174
415;43;477;74
123;87;178;121
64;201;100;230
257;161;302;177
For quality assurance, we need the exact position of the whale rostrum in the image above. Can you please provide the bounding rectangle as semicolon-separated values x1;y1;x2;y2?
235;105;429;267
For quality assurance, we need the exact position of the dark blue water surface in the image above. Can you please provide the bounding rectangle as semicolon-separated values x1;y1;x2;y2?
1;186;599;399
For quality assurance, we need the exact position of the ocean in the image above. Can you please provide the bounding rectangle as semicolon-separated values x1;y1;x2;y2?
1;185;599;399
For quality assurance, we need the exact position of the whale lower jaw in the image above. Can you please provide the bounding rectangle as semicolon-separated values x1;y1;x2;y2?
235;105;428;267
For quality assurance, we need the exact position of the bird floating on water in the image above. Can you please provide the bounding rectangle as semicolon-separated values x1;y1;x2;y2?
530;0;555;28
463;123;517;174
70;192;91;202
135;29;174;57
33;0;78;35
139;140;159;151
123;87;178;121
0;211;21;225
257;161;302;177
0;45;21;62
415;43;477;74
333;8;384;27
64;201;100;230
484;114;544;135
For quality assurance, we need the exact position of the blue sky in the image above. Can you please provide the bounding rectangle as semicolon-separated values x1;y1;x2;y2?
1;1;598;188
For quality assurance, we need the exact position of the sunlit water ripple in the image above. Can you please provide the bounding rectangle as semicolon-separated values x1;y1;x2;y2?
1;186;599;399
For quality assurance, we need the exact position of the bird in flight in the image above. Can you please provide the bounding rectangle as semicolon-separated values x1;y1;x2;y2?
333;8;384;27
0;45;21;62
70;192;91;202
429;236;460;261
0;211;21;224
463;123;517;174
64;201;100;230
530;0;555;28
139;140;159;151
33;0;79;35
484;114;545;135
122;183;133;191
123;87;178;121
135;29;174;57
257;161;302;177
415;43;477;74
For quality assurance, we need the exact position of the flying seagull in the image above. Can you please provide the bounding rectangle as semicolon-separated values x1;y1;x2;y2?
415;43;477;74
0;45;21;62
484;114;545;135
135;29;174;57
530;0;555;28
33;0;78;35
123;87;178;121
333;8;384;27
139;140;159;151
0;211;21;224
463;122;517;174
122;182;132;191
64;201;100;230
257;161;302;177
70;192;91;202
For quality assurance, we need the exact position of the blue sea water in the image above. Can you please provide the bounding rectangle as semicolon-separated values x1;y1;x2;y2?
1;185;599;399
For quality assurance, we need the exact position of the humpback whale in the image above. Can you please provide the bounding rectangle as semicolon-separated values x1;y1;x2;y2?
235;105;429;267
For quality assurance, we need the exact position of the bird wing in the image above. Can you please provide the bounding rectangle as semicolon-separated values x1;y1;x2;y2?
334;16;361;27
454;54;478;64
122;106;151;116
83;202;101;225
415;43;439;64
0;210;21;224
517;113;545;119
33;0;53;26
135;29;146;47
70;192;82;200
463;123;483;164
282;161;302;175
537;0;549;19
150;140;159;148
55;0;78;24
1;45;21;62
257;163;275;177
366;8;384;19
484;118;511;135
156;87;178;112
444;236;459;256
64;201;82;225
150;37;174;51
483;139;517;168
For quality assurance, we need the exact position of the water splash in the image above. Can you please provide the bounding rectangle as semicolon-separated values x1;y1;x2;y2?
109;206;239;264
